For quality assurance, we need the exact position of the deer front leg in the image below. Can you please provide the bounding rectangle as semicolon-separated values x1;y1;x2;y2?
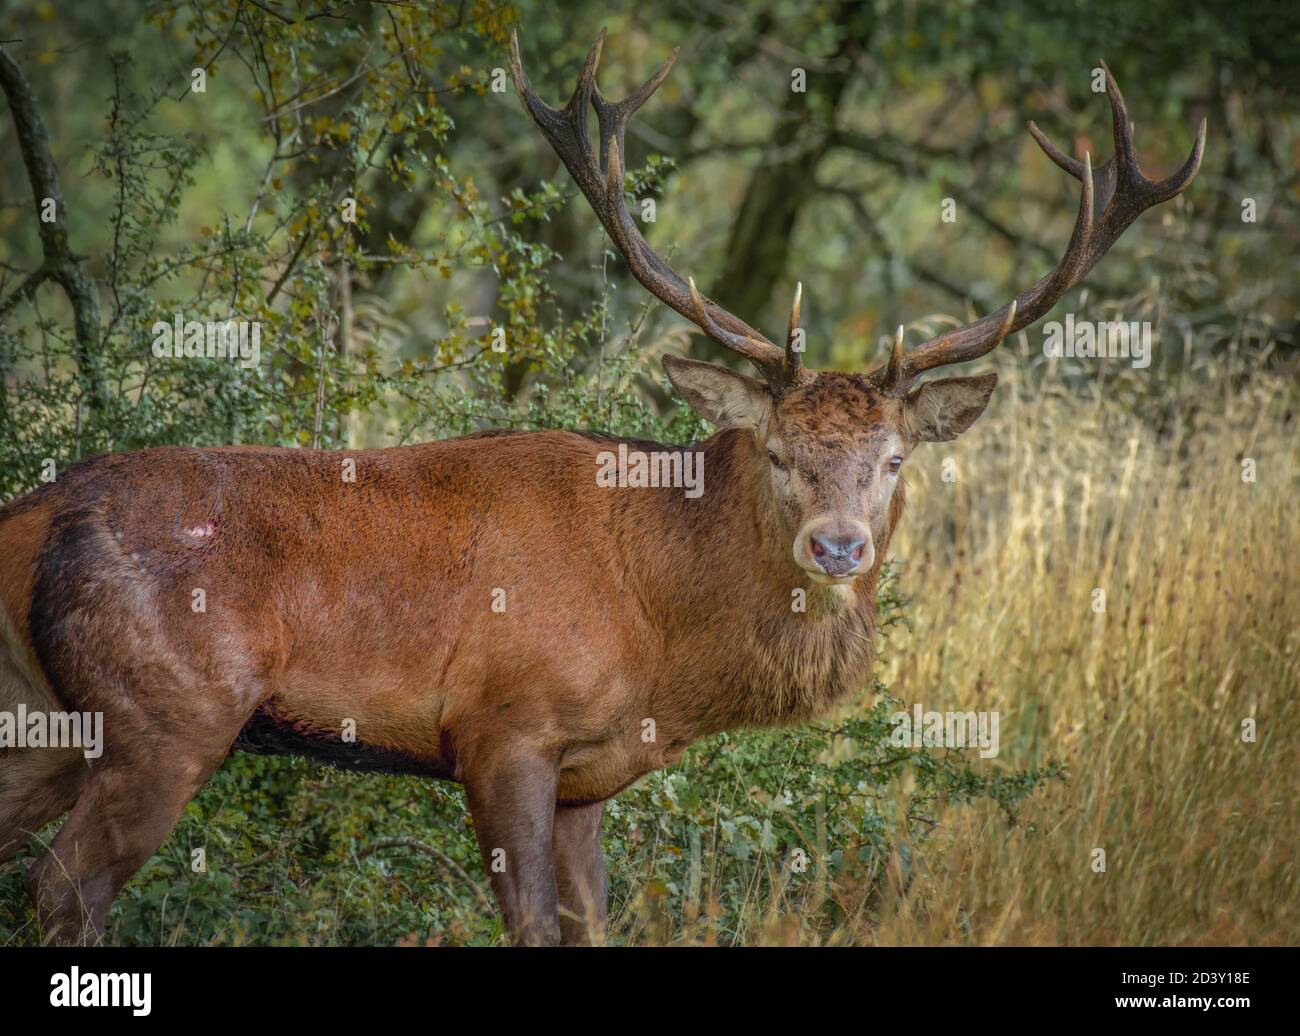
463;749;560;946
554;801;605;945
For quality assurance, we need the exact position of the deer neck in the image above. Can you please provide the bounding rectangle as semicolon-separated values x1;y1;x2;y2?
628;429;891;734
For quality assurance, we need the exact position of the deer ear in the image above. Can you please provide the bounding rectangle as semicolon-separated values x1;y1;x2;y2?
904;372;998;443
662;355;771;430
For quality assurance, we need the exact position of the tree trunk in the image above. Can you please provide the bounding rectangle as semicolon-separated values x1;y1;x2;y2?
714;5;870;329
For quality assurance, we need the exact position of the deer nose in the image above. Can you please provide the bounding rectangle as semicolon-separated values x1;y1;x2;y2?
809;530;870;577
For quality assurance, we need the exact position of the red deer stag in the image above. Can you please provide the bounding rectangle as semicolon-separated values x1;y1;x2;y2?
0;30;1202;945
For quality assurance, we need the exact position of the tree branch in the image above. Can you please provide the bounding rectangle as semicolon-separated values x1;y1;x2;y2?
0;42;107;413
0;265;50;319
360;836;495;916
830;127;1057;262
818;183;982;308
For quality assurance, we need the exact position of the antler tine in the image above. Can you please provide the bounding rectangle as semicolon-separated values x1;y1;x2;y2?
1100;59;1139;180
511;29;789;387
875;300;1018;393
876;62;1205;393
591;45;678;181
785;281;803;383
1026;63;1205;214
507;30;603;190
878;324;905;391
683;276;783;381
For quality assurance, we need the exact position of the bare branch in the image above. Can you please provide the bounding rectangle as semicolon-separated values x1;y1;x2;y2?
0;42;107;413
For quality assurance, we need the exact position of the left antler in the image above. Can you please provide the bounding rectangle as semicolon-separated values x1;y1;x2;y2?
874;60;1206;393
510;27;806;389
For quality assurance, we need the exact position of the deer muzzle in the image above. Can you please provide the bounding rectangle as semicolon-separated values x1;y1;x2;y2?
795;518;874;582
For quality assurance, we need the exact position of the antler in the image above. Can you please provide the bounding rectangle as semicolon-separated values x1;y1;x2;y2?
510;28;805;389
874;60;1206;393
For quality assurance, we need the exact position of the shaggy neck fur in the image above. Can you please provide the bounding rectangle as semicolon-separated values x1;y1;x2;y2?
620;428;906;738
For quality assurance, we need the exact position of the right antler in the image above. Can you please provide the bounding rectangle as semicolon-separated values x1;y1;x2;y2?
510;28;803;389
873;60;1206;393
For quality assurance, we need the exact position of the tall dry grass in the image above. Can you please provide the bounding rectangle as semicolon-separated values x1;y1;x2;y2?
863;334;1298;945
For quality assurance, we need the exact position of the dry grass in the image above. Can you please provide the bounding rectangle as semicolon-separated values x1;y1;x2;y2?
844;340;1298;945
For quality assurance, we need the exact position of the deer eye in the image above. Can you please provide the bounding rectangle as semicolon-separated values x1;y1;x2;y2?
768;450;787;472
888;456;903;473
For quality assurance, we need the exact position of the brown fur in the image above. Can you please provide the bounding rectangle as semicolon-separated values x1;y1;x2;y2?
0;373;923;945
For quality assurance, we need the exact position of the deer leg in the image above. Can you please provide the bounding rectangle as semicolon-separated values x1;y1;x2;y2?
0;643;89;864
0;748;86;864
16;505;270;944
24;742;229;945
463;750;560;946
554;800;605;945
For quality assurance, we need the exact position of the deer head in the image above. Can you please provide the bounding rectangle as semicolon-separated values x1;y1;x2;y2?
510;31;1204;587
